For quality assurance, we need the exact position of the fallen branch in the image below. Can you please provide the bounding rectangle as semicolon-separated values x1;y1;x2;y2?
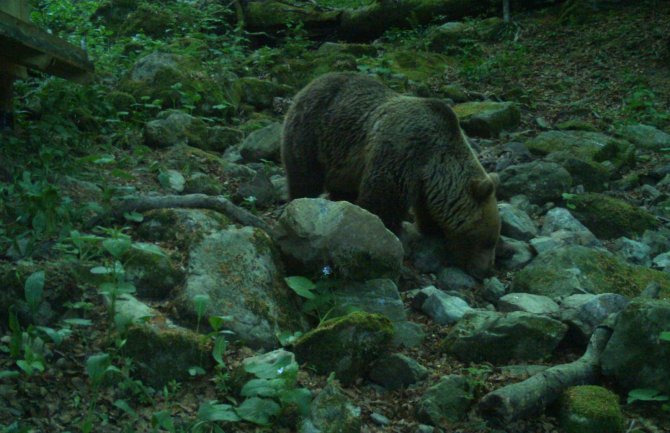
94;194;276;237
477;325;614;425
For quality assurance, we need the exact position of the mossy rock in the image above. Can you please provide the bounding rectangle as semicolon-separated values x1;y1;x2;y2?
233;77;294;110
317;42;378;57
566;193;658;239
293;312;394;385
123;243;185;300
559;386;624;433
513;245;670;299
546;151;611;191
525;131;635;169
122;321;212;387
453;101;521;138
384;50;451;82
134;208;230;250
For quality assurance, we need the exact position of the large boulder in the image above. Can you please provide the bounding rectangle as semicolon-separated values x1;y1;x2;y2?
614;123;670;152
178;225;304;349
498;161;572;204
452;101;520;138
559;386;624;433
565;193;659;239
601;298;670;395
275;198;403;281
513;245;670;299
442;310;567;363
416;375;474;426
293;312;394;385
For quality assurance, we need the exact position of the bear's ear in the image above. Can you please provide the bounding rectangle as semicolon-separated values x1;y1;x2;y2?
470;176;496;201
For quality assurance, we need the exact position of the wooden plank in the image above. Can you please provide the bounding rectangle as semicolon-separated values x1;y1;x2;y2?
0;10;94;82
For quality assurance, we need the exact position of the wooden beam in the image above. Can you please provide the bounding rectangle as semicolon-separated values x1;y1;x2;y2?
0;10;94;82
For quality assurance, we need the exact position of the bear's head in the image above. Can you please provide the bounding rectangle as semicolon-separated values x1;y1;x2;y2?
444;173;501;279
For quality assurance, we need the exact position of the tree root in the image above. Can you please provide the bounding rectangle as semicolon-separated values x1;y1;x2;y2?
477;325;614;425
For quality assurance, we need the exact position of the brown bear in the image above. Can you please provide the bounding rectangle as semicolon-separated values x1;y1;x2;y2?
281;72;500;278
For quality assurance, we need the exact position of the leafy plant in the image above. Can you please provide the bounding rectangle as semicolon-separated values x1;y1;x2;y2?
285;275;338;324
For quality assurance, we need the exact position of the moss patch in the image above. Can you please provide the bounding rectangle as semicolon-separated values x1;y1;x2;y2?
559;386;624;433
567;193;658;239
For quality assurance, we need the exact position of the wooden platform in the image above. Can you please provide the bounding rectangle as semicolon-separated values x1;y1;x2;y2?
0;10;94;82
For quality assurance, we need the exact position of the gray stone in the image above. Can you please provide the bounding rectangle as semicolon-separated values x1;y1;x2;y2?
275;198;403;281
529;236;563;254
416;375;474;425
442;311;567;363
426;21;470;52
391;321;426;349
401;223;448;273
158;169;185;192
145;110;207;148
642;228;670;257
498;203;538;241
300;382;361;433
482;277;507;303
369;353;429;390
409;285;444;311
124;242;185;300
179;226;303;349
370;412;390;426
525;130;635;169
453;101;521;138
498;293;560;316
498;161;572;204
513;245;670;298
236;170;276;207
238;122;282;163
235;77;293;110
436;267;477;291
615;123;670;151
496;236;534;270
294;312;393;385
652;251;670;271
541;207;592;235
114;294;158;326
184;172;224;195
612;237;652;267
421;289;473;325
135;208;228;249
559;293;629;344
602;299;670;395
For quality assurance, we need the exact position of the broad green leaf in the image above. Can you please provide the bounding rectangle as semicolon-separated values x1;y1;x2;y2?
243;351;298;379
103;238;132;258
284;276;316;299
235;397;280;425
279;387;312;416
152;410;175;431
131;242;165;257
0;370;20;379
627;388;670;404
660;331;670;342
158;170;185;192
194;294;210;318
24;271;45;311
90;266;113;275
123;212;144;222
63;318;93;327
114;399;138;418
86;353;111;383
209;315;233;331
16;360;34;375
36;326;71;345
212;335;227;367
240;378;288;398
197;400;241;422
189;366;206;376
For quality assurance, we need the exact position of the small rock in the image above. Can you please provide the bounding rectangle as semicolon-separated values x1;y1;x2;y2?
421;288;473;325
416;375;474;425
498;203;538;241
614;123;670;151
301;382;361;433
652;251;670;271
184;172;224;195
559;293;629;344
236;170;276;208
498;161;572;204
612;237;652;266
453;101;521;138
238;122;282;163
370;412;391;426
436;267;478;290
642;228;670;256
529;236;563;254
497;293;560;316
496;236;534;270
482;277;507;303
369;353;429;390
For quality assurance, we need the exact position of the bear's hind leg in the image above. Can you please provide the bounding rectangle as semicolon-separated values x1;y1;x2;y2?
356;175;407;234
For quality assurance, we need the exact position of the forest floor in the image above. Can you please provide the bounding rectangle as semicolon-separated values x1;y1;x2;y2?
1;1;670;433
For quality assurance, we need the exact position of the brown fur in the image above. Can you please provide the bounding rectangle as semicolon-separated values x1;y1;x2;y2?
281;72;500;277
